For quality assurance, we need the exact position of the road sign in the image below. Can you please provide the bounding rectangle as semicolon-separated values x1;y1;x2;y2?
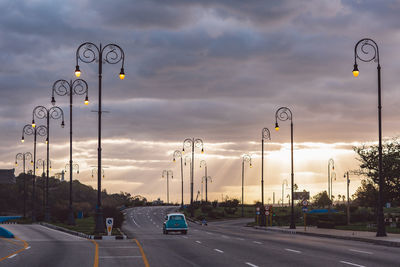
256;211;260;215
302;200;308;206
106;217;114;236
265;211;270;216
256;207;260;211
302;207;308;213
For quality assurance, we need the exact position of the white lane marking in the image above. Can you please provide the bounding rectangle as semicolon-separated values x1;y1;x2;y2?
253;241;262;245
206;232;213;235
236;237;244;241
182;236;188;239
131;216;141;227
8;254;17;259
221;235;229;239
349;249;373;255
194;229;199;232
99;256;142;259
285;248;301;253
196;240;202;244
214;249;224;253
245;262;259;267
339;261;366;267
26;246;31;250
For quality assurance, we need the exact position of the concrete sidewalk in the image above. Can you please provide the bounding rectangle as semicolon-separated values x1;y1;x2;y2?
255;225;400;247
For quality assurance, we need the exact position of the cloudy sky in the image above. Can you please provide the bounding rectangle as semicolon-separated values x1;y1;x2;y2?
2;0;400;204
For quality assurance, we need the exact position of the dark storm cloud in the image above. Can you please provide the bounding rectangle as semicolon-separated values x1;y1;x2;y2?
2;0;400;198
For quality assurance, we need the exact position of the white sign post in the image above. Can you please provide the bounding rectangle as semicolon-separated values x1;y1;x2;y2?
106;218;114;236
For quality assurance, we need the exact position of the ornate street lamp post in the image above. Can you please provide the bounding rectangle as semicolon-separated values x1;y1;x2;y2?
200;160;210;203
353;38;386;237
51;79;88;225
22;124;47;221
162;170;173;204
261;127;271;226
275;106;295;229
328;158;335;200
182;138;204;216
344;172;351;225
173;150;184;207
92;168;105;179
241;154;252;217
65;162;79;224
15;152;33;218
75;42;125;233
36;159;50;215
32;106;64;221
282;179;288;207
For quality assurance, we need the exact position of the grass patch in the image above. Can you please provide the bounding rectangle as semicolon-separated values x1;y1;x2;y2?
52;217;120;236
335;224;400;234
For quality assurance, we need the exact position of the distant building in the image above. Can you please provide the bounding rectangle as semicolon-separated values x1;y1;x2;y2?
0;169;16;184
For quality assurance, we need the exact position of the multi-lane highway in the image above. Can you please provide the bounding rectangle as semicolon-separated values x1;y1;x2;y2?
122;206;400;267
0;224;146;267
0;206;398;267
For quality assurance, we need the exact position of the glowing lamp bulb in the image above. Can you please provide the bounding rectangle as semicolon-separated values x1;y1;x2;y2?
75;65;81;77
353;64;359;77
21;137;24;143
84;96;89;105
173;158;176;162
201;148;204;154
32;120;36;128
119;68;125;80
275;122;279;131
15;162;18;167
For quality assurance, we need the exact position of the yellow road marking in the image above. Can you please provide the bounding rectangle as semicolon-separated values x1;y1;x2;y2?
0;236;29;262
134;239;150;267
89;239;99;267
0;237;22;246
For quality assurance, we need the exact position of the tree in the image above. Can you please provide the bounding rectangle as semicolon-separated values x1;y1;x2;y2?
352;180;378;208
353;137;400;205
312;191;332;208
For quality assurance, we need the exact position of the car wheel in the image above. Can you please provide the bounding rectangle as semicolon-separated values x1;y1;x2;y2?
165;230;168;235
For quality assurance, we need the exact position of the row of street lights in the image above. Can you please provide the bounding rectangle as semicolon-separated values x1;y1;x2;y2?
14;42;125;233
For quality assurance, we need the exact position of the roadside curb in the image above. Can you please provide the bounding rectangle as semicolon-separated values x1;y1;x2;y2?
186;217;201;225
39;222;127;240
254;226;400;247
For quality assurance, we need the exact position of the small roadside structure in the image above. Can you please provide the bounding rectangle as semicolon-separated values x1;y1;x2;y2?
0;169;16;184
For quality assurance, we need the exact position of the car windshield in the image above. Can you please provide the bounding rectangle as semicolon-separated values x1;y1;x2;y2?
169;215;184;221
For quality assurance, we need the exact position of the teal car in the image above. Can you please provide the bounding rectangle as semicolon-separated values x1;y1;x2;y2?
163;213;188;234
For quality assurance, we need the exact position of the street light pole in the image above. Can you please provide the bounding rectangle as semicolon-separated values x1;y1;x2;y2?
173;150;184;207
15;152;33;218
162;170;173;204
22;124;47;222
344;172;350;225
51;79;88;225
183;138;204;217
241;154;252;217
328;159;334;200
275;107;295;229
75;42;125;234
200;160;209;203
261;127;271;226
353;38;386;236
282;179;288;208
32;106;65;222
36;159;49;215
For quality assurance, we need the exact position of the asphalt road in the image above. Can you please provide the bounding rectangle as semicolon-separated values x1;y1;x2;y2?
122;206;400;267
0;224;146;267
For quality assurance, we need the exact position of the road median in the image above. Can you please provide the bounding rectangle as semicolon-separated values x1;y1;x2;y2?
255;225;400;247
